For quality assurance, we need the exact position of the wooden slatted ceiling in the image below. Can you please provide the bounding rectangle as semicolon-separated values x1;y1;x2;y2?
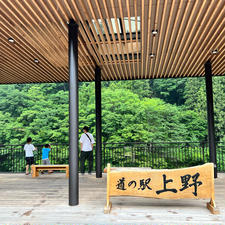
0;0;225;84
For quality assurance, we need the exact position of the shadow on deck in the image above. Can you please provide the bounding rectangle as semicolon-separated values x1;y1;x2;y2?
0;173;224;225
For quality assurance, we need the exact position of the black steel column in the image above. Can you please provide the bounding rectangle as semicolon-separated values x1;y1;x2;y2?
68;19;79;205
95;66;102;178
205;60;217;178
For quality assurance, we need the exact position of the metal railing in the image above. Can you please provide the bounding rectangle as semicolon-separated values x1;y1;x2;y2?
216;142;225;172
0;142;224;172
0;144;69;173
103;141;225;172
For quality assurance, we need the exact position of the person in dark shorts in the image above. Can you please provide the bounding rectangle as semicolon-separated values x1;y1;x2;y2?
24;137;37;175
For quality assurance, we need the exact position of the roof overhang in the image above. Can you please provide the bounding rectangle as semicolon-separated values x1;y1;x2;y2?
0;0;225;84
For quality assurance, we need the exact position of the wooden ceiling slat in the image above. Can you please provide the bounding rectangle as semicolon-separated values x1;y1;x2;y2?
134;0;140;78
164;0;196;77
141;0;150;78
19;0;67;55
71;0;114;80
0;44;52;83
0;7;66;82
33;0;70;79
160;0;188;77
1;64;47;83
177;0;224;76
86;0;119;79
0;30;60;83
1;0;225;84
185;8;225;76
65;1;106;79
59;0;97;69
140;0;145;78
38;0;95;81
78;65;91;82
189;24;225;77
158;0;180;78
43;0;95;81
0;49;55;83
54;0;96;70
118;0;132;79
63;1;100;68
29;0;73;79
190;52;209;77
169;0;207;77
110;0;129;80
126;0;136;79
44;0;92;76
0;64;31;83
78;56;94;81
78;0;117;80
0;27;61;82
144;0;154;79
0;69;22;84
174;0;215;77
78;58;92;81
215;58;225;75
0;69;32;84
148;1;157;79
101;0;125;80
210;47;225;74
2;0;68;81
189;26;225;77
154;0;173;78
151;0;164;78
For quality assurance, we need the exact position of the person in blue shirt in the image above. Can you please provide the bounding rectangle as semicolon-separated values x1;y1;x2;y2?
41;144;53;174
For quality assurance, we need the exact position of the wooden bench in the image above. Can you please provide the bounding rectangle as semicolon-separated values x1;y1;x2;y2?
32;165;69;178
104;163;219;214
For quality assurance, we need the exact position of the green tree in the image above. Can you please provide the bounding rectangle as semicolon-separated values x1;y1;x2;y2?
150;78;187;105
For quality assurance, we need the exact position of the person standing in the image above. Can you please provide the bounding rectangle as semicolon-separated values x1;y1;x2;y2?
24;137;37;175
41;144;53;174
79;126;95;175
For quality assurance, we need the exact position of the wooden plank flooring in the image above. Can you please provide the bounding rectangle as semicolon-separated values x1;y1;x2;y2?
0;173;224;225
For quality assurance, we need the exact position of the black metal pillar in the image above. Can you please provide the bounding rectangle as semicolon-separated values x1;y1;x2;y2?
68;19;79;205
205;60;217;178
95;66;102;178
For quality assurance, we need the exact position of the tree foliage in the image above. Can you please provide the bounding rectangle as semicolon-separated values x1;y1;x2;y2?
0;76;225;145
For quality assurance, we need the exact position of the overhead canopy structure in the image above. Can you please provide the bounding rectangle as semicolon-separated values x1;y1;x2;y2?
1;0;225;84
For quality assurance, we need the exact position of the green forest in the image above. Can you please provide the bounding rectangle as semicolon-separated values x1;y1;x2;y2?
1;76;225;145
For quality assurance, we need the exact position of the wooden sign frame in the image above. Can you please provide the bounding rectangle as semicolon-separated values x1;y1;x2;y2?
104;163;219;214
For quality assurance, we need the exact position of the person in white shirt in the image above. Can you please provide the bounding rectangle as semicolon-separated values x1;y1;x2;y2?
24;137;37;175
79;126;95;175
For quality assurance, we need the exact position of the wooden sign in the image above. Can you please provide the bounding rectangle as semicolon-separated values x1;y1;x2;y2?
104;163;219;214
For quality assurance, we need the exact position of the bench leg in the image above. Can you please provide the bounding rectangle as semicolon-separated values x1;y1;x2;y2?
32;166;36;178
66;167;69;178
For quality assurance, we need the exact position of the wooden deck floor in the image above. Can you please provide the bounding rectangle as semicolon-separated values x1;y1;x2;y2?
0;172;224;225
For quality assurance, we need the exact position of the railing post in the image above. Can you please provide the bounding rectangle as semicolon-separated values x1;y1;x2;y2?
150;143;154;168
202;142;205;162
103;143;106;170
